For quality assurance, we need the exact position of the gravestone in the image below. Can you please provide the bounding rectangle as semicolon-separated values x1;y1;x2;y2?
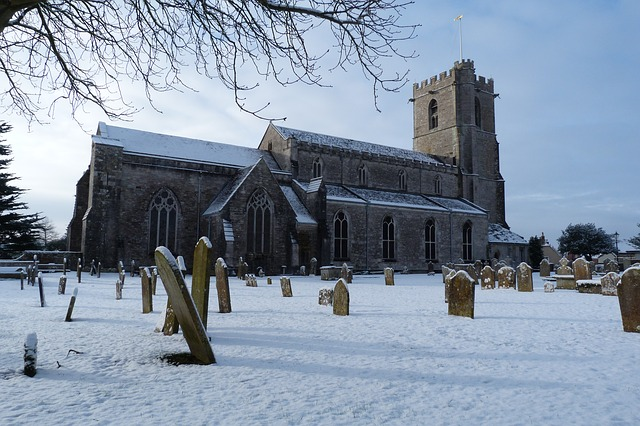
384;267;394;286
154;246;216;364
280;277;293;297
191;237;213;329
267;277;272;285
480;265;495;289
497;266;516;289
347;269;353;284
333;278;349;316
539;259;551;278
23;333;37;377
117;260;126;286
516;262;533;292
466;264;478;285
90;259;96;276
318;288;333;306
97;261;101;278
604;259;619;273
444;269;456;303
141;267;153;313
601;272;620;296
76;258;82;283
448;271;475;319
556;257;572;275
618;267;640;333
215;258;231;313
237;257;247;280
573;257;592;281
176;256;187;276
544;281;555;293
427;261;434;275
63;257;68;275
245;274;257;287
162;300;180;336
58;275;67;295
37;273;45;307
474;260;483;280
299;265;306;276
341;263;349;281
115;279;123;300
130;260;136;277
441;265;452;284
310;257;318;276
151;267;157;295
65;287;79;321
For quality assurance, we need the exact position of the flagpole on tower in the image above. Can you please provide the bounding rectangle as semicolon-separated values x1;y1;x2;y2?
454;15;463;62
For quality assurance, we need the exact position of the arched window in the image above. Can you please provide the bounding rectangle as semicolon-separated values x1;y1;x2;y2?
148;188;180;252
425;219;436;261
434;175;442;195
247;189;273;255
398;170;407;191
312;157;323;179
429;99;438;129
475;97;482;128
382;216;395;260
358;164;368;187
333;211;349;260
462;222;473;262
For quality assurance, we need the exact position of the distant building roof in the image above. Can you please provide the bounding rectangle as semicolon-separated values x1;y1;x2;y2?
273;125;443;165
94;122;281;170
488;224;527;245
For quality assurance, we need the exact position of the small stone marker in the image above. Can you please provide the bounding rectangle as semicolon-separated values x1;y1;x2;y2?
347;269;353;284
601;272;620;296
37;273;45;307
516;262;533;292
141;267;153;313
573;257;592;281
117;260;126;286
318;288;333;306
384;267;394;286
448;270;475;319
23;333;37;377
76;258;82;283
215;258;231;313
427;261;435;275
245;274;257;287
257;267;265;277
481;265;495;289
65;287;79;322
267;277;272;285
544;281;555;293
97;261;101;278
115;279;123;300
237;257;247;280
130;259;136;277
90;259;96;276
444;269;455;303
58;274;67;295
617;267;640;333
191;237;213;328
155;246;215;364
539;259;551;278
497;266;516;289
280;277;293;297
341;263;349;281
333;278;349;316
310;257;317;276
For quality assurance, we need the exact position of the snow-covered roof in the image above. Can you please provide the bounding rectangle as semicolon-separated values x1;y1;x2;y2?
94;122;281;170
280;186;317;226
427;196;486;215
488;223;527;245
202;162;256;216
325;185;367;205
273;125;443;165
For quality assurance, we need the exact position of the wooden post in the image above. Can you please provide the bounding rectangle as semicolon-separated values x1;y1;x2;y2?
191;237;213;329
65;287;78;322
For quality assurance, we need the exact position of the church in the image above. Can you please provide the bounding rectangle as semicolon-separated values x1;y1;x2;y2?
67;60;527;274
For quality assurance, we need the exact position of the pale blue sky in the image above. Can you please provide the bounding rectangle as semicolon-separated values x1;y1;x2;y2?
5;1;640;250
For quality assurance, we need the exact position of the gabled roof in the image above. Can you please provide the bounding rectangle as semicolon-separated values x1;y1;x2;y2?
279;186;317;226
488;223;527;245
273;125;443;165
202;162;257;216
345;187;449;211
94;122;281;170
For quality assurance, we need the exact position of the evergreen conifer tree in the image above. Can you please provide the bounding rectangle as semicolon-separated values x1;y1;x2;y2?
0;122;40;258
528;236;543;269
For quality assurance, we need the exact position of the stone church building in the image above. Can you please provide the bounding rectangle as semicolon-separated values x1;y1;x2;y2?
67;60;527;274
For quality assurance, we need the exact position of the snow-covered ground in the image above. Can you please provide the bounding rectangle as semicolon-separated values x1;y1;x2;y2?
1;271;638;425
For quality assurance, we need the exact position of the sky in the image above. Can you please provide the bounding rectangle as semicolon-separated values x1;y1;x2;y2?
3;0;640;251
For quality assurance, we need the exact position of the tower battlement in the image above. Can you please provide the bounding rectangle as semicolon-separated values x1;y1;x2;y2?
413;59;493;94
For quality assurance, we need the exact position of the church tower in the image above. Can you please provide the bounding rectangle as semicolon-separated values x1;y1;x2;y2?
412;60;506;227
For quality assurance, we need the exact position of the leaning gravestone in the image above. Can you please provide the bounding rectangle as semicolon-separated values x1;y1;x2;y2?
539;259;551;278
497;266;516;289
516;262;534;292
141;267;153;314
601;272;620;296
618;267;640;333
448;270;475;319
280;277;293;297
481;265;495;289
333;278;350;316
215;258;232;313
191;237;213;328
65;287;79;322
573;257;592;281
155;246;216;364
318;288;333;306
384;267;394;286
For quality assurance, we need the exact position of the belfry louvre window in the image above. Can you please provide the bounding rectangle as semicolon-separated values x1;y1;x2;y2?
333;211;349;260
425;219;436;261
358;164;368;186
247;189;273;255
398;170;407;190
382;216;395;260
148;189;179;252
429;99;438;129
462;222;473;262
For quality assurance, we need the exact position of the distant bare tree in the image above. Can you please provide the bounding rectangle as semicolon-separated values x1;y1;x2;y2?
0;1;417;122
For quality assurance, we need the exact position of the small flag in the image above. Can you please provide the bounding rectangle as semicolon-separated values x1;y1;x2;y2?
454;15;463;21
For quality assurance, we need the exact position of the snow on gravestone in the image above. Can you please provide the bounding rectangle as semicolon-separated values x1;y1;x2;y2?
141;267;153;314
497;266;516;289
23;332;37;377
215;258;232;314
333;278;350;316
280;277;293;297
318;288;333;306
574;257;592;281
191;237;213;329
617;267;640;333
516;262;533;292
601;272;620;297
481;265;495;290
154;246;216;364
448;270;475;319
384;267;394;286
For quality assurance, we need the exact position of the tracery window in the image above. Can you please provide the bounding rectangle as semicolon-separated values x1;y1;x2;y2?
429;99;438;129
398;170;407;191
382;216;395;260
425;219;436;261
312;157;323;179
333;211;349;260
148;189;179;252
462;222;473;262
247;189;273;255
434;175;442;195
358;164;368;187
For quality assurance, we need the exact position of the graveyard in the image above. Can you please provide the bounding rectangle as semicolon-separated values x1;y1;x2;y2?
1;265;639;425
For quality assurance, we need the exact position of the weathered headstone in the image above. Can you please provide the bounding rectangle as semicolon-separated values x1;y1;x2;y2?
161;300;180;336
76;258;82;283
347;269;353;284
37;273;45;307
448;270;475;319
191;237;213;328
151;267;157;295
117;260;126;286
466;264;478;285
544;281;555;293
480;265;495;289
237;257;247;280
154;246;215;364
267;277;272;285
539;259;551;278
215;258;232;313
384;267;394;286
497;266;516;289
427;261;435;275
245;274;257;287
516;262;533;292
618;267;640;333
333;278;349;316
58;274;67;295
23;333;37;377
556;257;573;275
601;272;620;296
141;267;153;314
473;260;483;280
341;263;349;281
318;288;333;306
604;259;619;273
573;257;592;281
310;257;318;276
444;269;455;303
65;287;79;322
115;279;123;300
280;276;293;297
